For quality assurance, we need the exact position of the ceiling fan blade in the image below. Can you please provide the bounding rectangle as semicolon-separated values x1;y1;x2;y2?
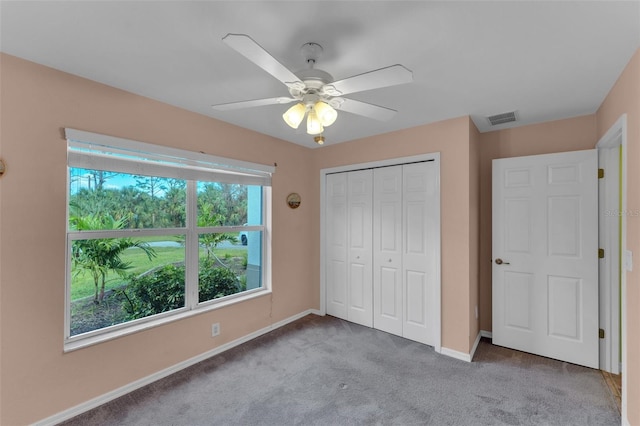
223;34;303;89
337;98;397;121
324;65;413;96
212;97;296;111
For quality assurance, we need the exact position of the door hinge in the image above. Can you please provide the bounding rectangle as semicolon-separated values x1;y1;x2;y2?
598;168;605;179
599;248;605;259
599;328;605;339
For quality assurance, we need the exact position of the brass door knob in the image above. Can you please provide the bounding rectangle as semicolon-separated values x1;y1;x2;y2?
495;258;510;265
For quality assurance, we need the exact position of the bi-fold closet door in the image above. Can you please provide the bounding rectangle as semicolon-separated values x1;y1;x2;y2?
326;170;374;327
326;161;437;346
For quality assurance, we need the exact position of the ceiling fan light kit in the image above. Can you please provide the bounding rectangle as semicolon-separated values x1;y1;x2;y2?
306;109;324;135
282;102;307;128
283;99;338;134
314;101;338;126
212;34;413;144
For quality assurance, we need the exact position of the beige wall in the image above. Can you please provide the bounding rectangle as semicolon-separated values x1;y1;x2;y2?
477;114;598;331
312;116;477;354
596;47;640;425
3;44;639;424
0;53;316;425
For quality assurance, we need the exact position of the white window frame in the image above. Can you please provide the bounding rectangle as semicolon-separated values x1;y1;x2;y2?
64;129;273;352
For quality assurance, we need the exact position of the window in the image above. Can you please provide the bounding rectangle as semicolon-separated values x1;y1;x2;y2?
64;129;273;349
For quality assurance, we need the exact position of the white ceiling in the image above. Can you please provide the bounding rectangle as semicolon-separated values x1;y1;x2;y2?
1;1;639;148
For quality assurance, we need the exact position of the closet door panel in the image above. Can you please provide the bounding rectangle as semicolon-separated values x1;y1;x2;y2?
326;173;348;319
327;260;347;316
349;263;367;309
406;202;426;254
347;170;373;327
406;270;427;325
373;166;403;336
402;162;437;345
380;267;400;317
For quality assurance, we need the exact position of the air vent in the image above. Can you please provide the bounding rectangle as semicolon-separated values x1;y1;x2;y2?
487;111;517;126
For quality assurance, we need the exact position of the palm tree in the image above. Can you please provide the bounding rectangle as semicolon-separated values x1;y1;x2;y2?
197;205;238;261
70;212;156;303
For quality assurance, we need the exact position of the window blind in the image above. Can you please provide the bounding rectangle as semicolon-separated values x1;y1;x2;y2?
65;128;274;186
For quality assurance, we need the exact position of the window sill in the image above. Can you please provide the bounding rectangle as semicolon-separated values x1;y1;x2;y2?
64;288;272;353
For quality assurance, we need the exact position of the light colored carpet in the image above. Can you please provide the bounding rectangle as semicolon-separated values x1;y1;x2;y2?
60;314;620;425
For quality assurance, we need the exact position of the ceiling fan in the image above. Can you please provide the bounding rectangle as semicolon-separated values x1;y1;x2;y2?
211;34;413;144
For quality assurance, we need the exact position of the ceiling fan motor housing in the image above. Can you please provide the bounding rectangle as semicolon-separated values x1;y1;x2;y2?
289;67;335;99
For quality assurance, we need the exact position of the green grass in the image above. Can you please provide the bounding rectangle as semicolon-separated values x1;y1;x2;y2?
71;246;184;300
213;248;246;258
137;235;184;243
70;245;247;300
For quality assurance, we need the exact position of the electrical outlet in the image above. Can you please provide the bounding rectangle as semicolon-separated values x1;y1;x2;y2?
211;323;220;337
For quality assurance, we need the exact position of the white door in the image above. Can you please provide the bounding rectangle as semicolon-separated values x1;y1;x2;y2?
347;170;373;327
373;162;437;345
373;165;403;335
402;162;438;345
326;173;348;319
492;150;599;368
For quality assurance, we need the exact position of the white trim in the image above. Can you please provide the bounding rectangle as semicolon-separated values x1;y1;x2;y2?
322;153;439;175
480;330;493;339
596;114;628;423
597;146;621;375
439;346;472;363
469;332;482;361
433;155;442;353
439;330;490;362
306;309;323;317
319;169;327;316
319;153;441;353
65;128;275;175
36;309;321;426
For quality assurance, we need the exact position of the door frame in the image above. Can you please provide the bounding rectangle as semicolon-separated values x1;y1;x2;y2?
598;140;621;375
596;114;627;418
319;152;441;353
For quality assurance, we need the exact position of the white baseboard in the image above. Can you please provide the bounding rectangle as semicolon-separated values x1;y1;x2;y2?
469;332;482;361
480;330;493;339
307;309;323;317
440;346;472;362
622;414;630;426
34;309;321;426
440;331;486;363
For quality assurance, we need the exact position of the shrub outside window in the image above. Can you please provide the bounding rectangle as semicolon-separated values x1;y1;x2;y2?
64;129;272;349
